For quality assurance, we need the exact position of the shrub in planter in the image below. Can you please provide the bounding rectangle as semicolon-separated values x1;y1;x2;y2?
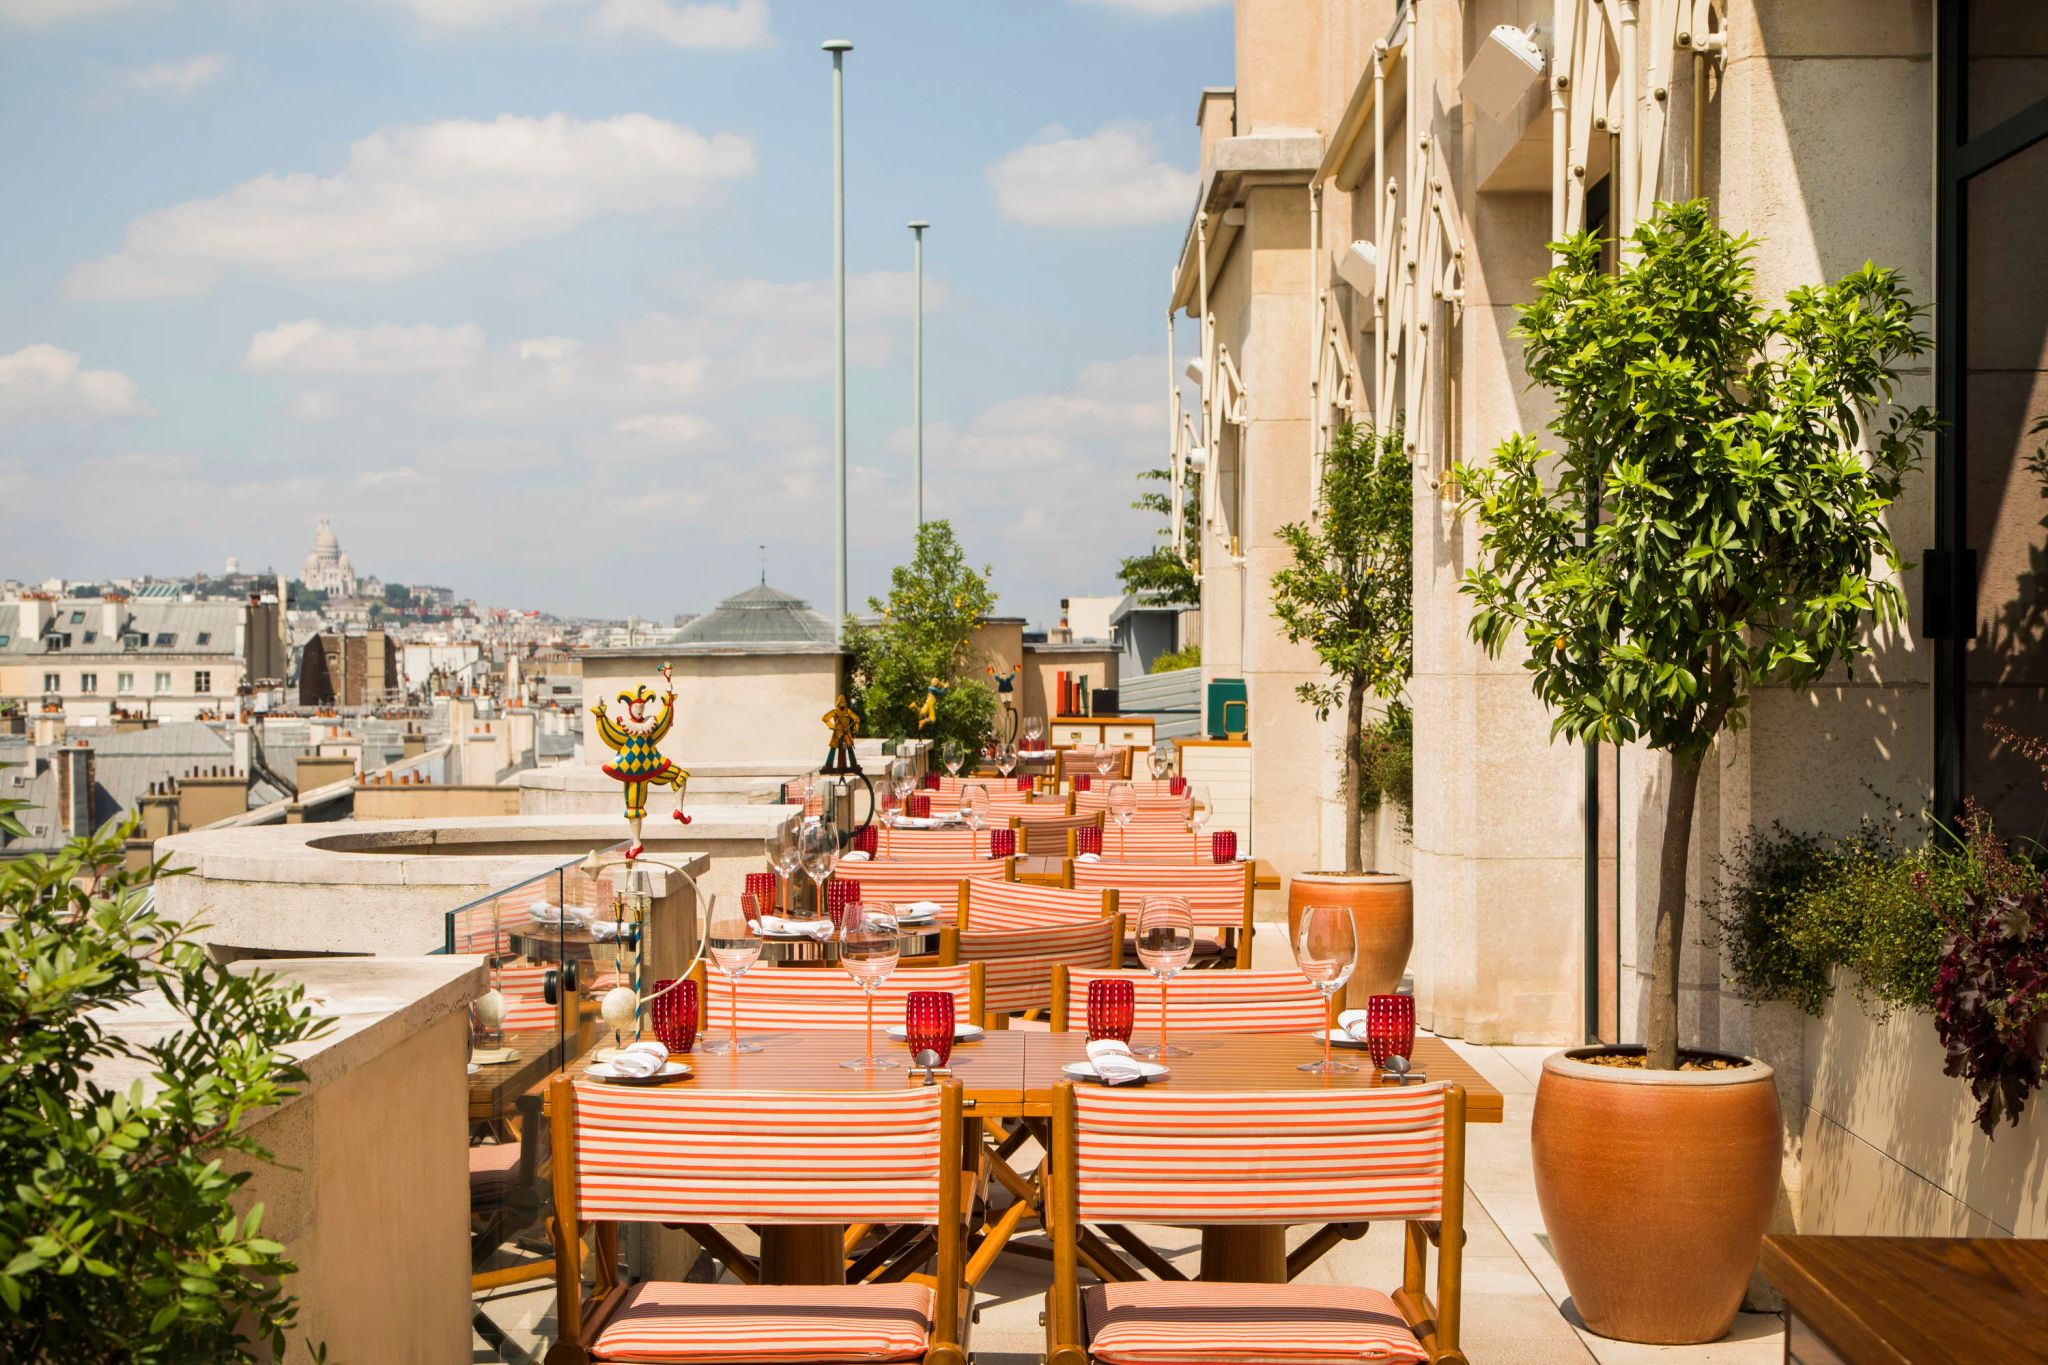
845;520;1000;753
1937;873;2048;1135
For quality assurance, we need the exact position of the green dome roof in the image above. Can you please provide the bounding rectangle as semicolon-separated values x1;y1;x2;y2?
675;582;834;645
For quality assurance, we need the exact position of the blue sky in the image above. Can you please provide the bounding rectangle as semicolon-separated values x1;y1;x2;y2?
0;0;1230;625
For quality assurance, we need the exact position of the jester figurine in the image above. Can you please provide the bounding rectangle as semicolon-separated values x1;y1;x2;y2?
986;662;1022;743
914;676;948;731
592;660;691;858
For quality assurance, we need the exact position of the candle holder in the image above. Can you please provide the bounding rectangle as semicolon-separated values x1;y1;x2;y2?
905;991;955;1067
989;828;1016;859
1211;831;1238;863
826;878;862;928
1086;977;1135;1043
650;978;698;1054
1365;994;1416;1071
1077;826;1102;857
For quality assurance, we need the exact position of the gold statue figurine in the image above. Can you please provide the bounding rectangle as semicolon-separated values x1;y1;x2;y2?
821;693;861;774
592;660;690;857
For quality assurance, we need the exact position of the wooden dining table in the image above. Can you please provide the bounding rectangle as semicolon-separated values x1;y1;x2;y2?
640;1025;1499;1286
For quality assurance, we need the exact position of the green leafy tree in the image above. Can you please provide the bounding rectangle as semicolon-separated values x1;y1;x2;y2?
1455;201;1937;1069
1272;422;1413;875
0;798;330;1363
1117;468;1200;606
846;520;999;753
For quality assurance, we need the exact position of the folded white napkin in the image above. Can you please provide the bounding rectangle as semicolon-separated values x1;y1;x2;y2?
757;914;836;940
1337;1009;1372;1041
588;919;626;942
895;900;944;919
840;850;872;861
1086;1039;1146;1085
1076;852;1101;863
610;1040;671;1076
529;903;590;924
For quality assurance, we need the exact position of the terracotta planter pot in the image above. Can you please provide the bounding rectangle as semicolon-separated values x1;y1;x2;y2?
1286;872;1412;1005
1532;1047;1781;1344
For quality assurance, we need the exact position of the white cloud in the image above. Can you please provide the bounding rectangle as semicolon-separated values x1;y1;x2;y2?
987;122;1195;229
610;412;716;445
0;343;150;422
0;0;137;25
114;53;229;98
245;319;486;374
595;0;772;49
383;0;573;31
1072;0;1229;12
67;113;756;300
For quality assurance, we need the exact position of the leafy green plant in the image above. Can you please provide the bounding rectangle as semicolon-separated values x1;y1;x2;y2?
1149;643;1201;674
0;799;330;1363
1117;467;1200;606
1273;422;1413;875
845;520;999;754
1356;702;1413;834
1456;201;1937;1068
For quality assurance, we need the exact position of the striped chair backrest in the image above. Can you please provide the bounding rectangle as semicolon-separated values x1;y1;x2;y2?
962;917;1122;1016
1096;828;1226;861
704;962;982;1031
1070;860;1253;936
874;826;982;860
844;858;1012;906
449;902;516;956
1056;747;1131;783
1075;790;1194;824
1063;1083;1449;1225
1055;967;1330;1033
961;879;1116;930
492;962;558;1030
568;1084;946;1225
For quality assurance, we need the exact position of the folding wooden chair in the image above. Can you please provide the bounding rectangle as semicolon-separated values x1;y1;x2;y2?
1014;809;1103;857
957;879;1117;931
1044;1081;1469;1364
546;1081;974;1365
1069;861;1259;968
959;915;1125;1030
1049;966;1338;1035
690;960;985;1032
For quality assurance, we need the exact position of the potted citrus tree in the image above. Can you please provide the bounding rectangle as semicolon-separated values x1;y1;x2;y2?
1456;201;1936;1343
1273;420;1413;1000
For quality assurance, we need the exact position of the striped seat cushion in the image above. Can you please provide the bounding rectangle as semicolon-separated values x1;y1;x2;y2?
1071;862;1251;935
1081;1282;1425;1365
961;919;1120;1015
1072;1085;1448;1225
964;879;1114;930
1061;969;1327;1035
571;1085;944;1225
592;1282;935;1362
706;964;977;1032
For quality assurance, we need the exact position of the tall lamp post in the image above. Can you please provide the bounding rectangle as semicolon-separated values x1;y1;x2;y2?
908;219;928;529
824;38;853;642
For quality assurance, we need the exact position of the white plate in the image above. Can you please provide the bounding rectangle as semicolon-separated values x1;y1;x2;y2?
1313;1029;1373;1050
885;1023;985;1042
1063;1059;1169;1083
585;1060;693;1084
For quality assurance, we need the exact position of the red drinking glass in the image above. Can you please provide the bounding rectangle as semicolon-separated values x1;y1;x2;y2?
1086;977;1135;1043
1169;775;1187;795
989;828;1016;859
1211;831;1238;863
1077;825;1102;856
905;991;955;1067
906;794;932;818
826;877;862;928
1017;777;1034;793
650;978;698;1054
853;825;878;856
1071;774;1091;792
921;772;941;790
744;871;776;905
1365;994;1416;1070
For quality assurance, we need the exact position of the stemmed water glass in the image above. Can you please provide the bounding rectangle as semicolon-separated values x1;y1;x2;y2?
1023;716;1043;750
1107;781;1137;859
701;893;762;1055
1295;905;1358;1075
1188;784;1212;864
941;739;966;778
1148;744;1172;782
960;783;990;858
995;742;1017;778
798;818;836;919
838;906;901;1070
764;822;800;914
1132;897;1194;1059
1094;745;1117;781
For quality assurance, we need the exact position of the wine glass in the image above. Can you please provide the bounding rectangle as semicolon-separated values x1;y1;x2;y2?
1094;745;1117;781
1295;905;1359;1074
995;742;1017;778
1023;715;1043;749
960;783;990;857
764;822;799;914
938;739;963;777
701;893;761;1055
1148;743;1173;782
794;769;816;814
798;818;836;918
838;908;901;1071
1107;782;1137;859
1132;897;1194;1059
1187;784;1212;865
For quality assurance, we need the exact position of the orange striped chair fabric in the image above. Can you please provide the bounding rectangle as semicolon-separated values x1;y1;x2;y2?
960;917;1123;1017
568;1083;946;1225
960;879;1116;930
1055;967;1331;1035
1094;829;1227;861
449;903;516;956
1056;747;1132;783
702;962;982;1032
1079;1282;1427;1365
873;826;985;860
592;1283;935;1364
1069;860;1255;957
836;858;1011;908
1075;791;1194;824
490;962;558;1030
